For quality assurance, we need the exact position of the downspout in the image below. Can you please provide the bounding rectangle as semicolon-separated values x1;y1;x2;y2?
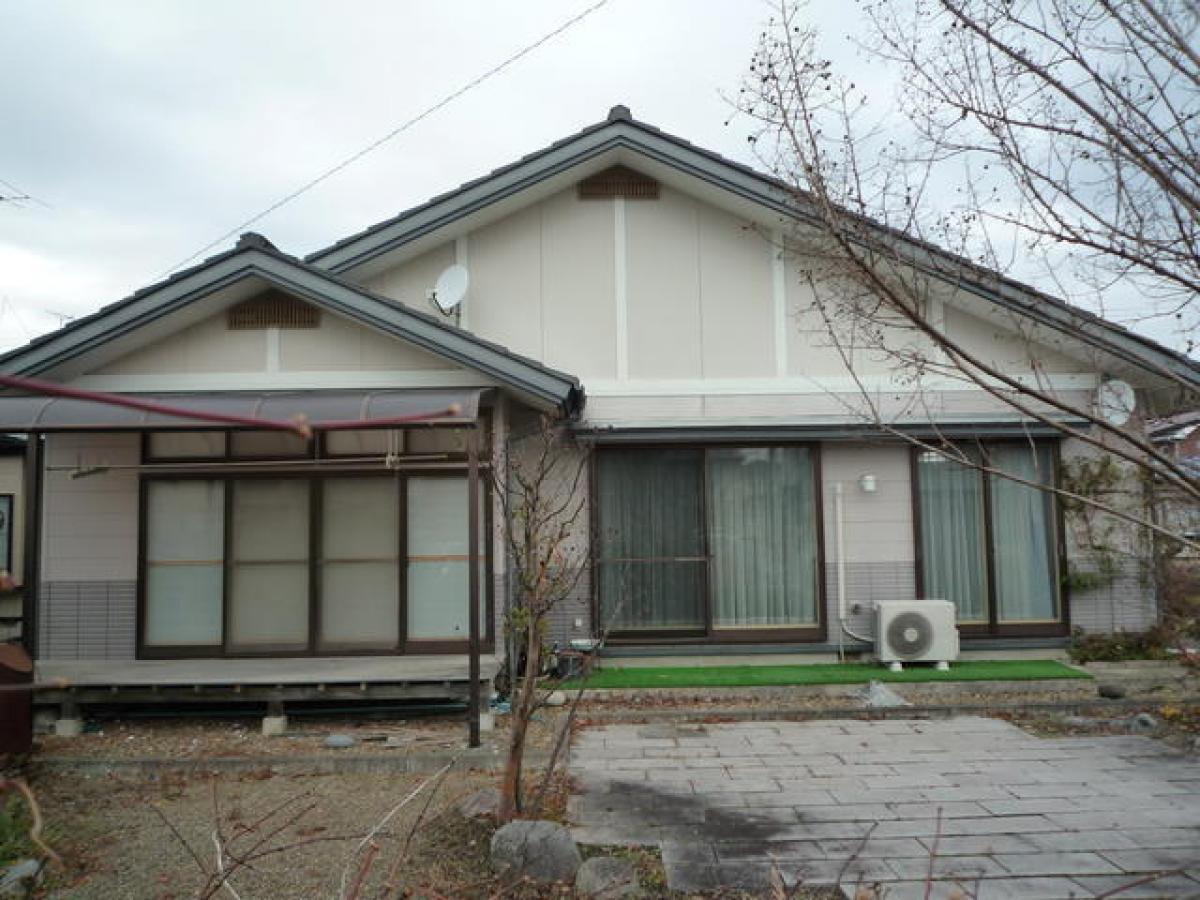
834;482;873;649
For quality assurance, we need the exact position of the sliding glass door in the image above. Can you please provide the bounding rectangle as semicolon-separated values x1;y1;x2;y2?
144;481;225;650
916;442;1061;632
596;445;821;638
139;472;488;656
319;477;400;651
707;447;818;629
228;480;310;652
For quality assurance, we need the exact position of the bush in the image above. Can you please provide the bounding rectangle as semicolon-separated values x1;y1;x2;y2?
1068;628;1175;663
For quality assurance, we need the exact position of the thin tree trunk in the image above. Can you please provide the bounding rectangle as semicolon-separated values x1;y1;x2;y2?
498;624;542;823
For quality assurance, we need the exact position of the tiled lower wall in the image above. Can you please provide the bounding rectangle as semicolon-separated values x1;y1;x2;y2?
38;580;136;660
37;576;512;661
1069;559;1157;634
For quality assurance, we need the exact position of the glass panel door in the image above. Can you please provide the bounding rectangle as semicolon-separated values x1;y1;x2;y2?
917;450;989;623
228;480;310;652
596;449;706;631
319;477;400;650
406;477;483;641
990;444;1059;622
144;480;224;648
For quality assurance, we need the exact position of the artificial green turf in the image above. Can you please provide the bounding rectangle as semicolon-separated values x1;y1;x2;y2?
565;659;1089;690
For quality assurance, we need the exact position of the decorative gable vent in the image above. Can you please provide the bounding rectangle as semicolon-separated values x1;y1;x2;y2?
227;290;320;330
577;165;660;200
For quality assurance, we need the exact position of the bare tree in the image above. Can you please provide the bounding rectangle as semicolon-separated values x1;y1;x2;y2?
492;414;589;823
733;0;1200;552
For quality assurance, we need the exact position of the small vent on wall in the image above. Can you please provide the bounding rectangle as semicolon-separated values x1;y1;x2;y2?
577;165;660;200
227;291;320;330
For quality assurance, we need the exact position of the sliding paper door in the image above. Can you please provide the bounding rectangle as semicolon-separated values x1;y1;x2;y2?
319;477;399;650
144;480;224;648
707;447;818;628
228;480;310;652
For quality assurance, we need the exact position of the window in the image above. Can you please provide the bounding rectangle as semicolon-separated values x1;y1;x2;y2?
596;446;821;637
0;493;13;577
140;473;489;656
915;443;1061;632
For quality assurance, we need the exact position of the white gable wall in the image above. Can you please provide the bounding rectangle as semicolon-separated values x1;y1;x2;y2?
360;179;1100;427
72;306;493;392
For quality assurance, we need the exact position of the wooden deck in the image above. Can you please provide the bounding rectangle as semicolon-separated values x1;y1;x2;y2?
34;655;501;706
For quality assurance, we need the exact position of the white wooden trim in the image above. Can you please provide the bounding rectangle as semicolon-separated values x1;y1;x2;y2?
455;235;470;330
265;327;281;373
583;373;1099;397
70;370;497;392
614;197;628;381
772;229;788;377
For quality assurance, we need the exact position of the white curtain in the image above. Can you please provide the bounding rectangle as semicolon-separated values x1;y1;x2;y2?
917;451;989;622
144;480;224;647
706;447;818;627
596;449;705;630
319;477;400;649
989;444;1058;621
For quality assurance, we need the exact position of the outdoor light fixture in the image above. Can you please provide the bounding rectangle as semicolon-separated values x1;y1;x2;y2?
859;474;877;493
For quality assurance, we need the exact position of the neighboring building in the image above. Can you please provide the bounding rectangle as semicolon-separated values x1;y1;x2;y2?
0;107;1194;709
1150;411;1200;547
0;434;24;641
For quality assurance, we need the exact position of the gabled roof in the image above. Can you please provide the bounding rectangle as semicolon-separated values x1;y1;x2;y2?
0;234;583;414
308;106;1200;392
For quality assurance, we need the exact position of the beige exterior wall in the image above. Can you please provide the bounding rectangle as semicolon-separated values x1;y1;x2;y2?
41;433;140;583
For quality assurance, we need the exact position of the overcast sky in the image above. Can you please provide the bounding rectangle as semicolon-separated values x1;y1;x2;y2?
0;0;1183;356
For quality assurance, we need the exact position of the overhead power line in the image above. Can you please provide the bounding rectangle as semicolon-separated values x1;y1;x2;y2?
160;0;612;277
0;177;50;209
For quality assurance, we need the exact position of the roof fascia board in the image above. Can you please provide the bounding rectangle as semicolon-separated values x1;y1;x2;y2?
0;250;579;412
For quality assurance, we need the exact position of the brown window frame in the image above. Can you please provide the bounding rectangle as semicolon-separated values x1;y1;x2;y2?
591;442;828;645
910;440;1069;639
0;493;13;577
136;468;494;659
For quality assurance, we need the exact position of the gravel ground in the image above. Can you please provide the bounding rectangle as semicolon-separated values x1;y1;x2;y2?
36;708;567;761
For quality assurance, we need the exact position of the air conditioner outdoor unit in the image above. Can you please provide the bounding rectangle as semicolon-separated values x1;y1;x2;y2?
876;600;960;671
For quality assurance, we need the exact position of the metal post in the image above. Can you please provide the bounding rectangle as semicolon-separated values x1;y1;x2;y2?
21;433;41;659
467;426;481;748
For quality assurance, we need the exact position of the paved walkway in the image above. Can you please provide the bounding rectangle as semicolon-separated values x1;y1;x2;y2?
568;718;1200;898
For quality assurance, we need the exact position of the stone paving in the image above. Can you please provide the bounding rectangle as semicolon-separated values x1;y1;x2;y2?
568;717;1200;898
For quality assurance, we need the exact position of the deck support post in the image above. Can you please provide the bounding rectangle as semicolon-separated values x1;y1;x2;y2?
262;699;287;737
467;426;481;748
54;697;83;737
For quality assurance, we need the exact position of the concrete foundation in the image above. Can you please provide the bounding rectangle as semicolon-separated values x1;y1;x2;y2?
261;715;288;737
53;718;83;737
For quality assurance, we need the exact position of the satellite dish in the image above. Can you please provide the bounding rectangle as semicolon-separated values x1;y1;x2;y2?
1095;379;1136;426
432;264;469;316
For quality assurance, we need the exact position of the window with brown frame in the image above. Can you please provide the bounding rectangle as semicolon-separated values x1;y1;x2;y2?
594;445;824;641
913;442;1064;635
0;493;13;577
139;472;490;657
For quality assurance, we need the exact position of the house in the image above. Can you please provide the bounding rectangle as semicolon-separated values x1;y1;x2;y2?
0;106;1194;724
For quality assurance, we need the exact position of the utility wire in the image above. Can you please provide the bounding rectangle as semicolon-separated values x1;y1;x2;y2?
159;0;611;277
0;177;50;209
